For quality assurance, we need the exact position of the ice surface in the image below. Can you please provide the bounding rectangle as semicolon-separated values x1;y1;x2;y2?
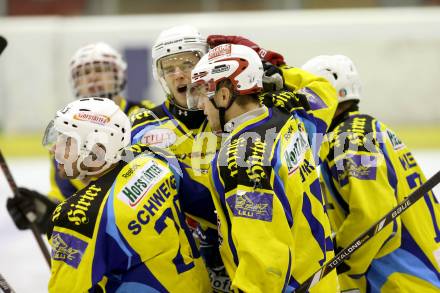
1;151;439;292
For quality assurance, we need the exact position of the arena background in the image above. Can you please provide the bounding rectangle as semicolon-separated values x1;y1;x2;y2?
0;1;439;292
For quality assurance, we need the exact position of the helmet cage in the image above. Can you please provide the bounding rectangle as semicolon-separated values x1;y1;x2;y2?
69;43;127;100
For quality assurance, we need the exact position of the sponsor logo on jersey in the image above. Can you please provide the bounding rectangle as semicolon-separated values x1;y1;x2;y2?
226;190;273;222
119;160;168;208
121;162;142;178
73;112;110;125
65;185;102;226
225;137;246;178
210;272;231;293
284;130;309;175
141;128;177;148
208;44;231;60
51;231;88;269
245;138;267;185
335;154;377;186
386;129;405;150
127;175;177;235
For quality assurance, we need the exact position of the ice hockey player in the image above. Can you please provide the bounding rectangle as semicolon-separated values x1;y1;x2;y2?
7;42;155;234
129;25;230;291
302;54;440;292
206;34;339;162
43;97;210;292
187;43;339;292
51;42;155;201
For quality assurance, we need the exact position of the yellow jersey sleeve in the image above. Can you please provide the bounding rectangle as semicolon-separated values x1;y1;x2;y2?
280;65;338;135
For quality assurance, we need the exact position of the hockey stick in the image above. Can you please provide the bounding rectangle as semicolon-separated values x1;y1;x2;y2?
294;170;440;293
0;150;51;267
0;273;15;293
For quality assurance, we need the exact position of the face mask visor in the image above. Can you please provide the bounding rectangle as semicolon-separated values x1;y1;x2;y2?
186;78;216;110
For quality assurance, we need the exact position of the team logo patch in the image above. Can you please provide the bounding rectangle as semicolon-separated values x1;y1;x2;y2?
141;128;177;148
119;160;168;208
51;231;88;269
208;44;232;60
386;129;405;150
335;154;377;186
73;112;110;125
298;88;326;110
284;130;309;175
226;191;273;222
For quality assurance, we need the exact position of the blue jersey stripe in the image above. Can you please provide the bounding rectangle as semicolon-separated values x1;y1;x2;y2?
301;193;326;266
106;183;169;292
375;121;398;194
107;183;134;269
400;225;440;280
272;140;294;227
367;246;440;292
321;161;349;215
282;249;292;293
212;154;239;266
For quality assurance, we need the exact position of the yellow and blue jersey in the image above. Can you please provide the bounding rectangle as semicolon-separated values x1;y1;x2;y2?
280;65;338;162
130;100;218;229
48;146;210;292
321;110;440;292
210;106;338;293
48;97;155;203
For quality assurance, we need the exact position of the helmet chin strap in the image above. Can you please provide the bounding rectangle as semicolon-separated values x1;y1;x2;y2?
209;92;236;132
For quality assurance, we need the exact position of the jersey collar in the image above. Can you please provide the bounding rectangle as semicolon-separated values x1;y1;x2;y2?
224;105;268;134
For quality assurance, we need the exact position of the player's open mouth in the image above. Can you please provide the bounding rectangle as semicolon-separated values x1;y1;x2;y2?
177;85;187;93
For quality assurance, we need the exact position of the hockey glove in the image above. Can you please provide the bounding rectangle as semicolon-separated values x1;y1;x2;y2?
259;89;311;113
207;34;286;66
262;61;284;91
6;187;57;234
195;226;231;292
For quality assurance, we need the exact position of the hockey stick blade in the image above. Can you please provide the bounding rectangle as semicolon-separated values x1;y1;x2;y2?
0;36;7;56
0;150;51;267
0;273;15;293
294;170;440;293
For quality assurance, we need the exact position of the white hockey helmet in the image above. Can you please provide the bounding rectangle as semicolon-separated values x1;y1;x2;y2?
43;97;131;177
70;42;127;100
152;25;208;94
301;55;362;103
187;44;264;109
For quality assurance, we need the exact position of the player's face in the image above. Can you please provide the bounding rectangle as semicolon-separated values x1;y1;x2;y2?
197;90;222;133
159;51;201;107
73;62;117;98
52;135;81;179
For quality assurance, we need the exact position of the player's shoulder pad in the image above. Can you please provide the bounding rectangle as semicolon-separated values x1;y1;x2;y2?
50;165;122;238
